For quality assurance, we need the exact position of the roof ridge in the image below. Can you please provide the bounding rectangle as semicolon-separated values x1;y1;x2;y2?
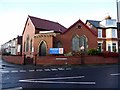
87;20;101;22
29;15;60;25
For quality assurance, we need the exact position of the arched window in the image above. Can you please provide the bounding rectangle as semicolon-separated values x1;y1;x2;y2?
26;35;29;52
30;39;32;52
79;35;88;51
72;35;79;52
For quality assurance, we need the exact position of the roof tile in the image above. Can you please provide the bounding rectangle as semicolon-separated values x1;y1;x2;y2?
29;15;67;33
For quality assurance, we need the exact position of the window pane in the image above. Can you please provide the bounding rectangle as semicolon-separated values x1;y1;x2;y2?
80;36;88;51
30;40;32;52
72;36;79;52
98;29;102;38
112;29;116;38
26;35;29;52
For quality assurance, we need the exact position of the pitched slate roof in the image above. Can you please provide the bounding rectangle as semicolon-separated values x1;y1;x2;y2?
29;15;67;33
86;20;101;28
64;19;97;36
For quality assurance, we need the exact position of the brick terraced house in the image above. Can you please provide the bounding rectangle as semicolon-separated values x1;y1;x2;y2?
1;35;22;55
86;15;119;53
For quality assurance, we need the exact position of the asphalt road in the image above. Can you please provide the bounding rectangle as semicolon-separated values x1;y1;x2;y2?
0;57;120;89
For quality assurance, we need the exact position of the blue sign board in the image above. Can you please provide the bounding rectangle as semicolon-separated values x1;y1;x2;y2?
49;48;63;54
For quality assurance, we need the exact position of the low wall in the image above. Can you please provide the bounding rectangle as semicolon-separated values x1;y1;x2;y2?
2;56;24;65
84;56;118;64
2;55;118;65
34;56;80;65
34;55;118;65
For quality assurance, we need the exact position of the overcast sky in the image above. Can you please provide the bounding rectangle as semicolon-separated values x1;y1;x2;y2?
0;0;118;46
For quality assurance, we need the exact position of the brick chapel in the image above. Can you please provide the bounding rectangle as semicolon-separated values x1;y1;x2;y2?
22;15;97;58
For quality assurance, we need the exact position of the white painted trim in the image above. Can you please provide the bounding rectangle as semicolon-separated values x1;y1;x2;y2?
97;41;103;43
98;29;102;38
106;41;118;52
39;31;54;33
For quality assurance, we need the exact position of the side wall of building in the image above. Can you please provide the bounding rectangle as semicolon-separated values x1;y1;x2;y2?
22;18;35;58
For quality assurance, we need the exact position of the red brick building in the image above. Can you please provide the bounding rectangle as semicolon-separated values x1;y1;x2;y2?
86;16;119;53
22;15;66;58
22;15;98;58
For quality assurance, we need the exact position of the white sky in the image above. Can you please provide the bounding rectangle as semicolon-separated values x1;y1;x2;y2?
0;0;119;46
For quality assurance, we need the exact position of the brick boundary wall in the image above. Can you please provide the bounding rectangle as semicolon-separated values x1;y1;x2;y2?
84;55;118;64
2;55;118;65
34;56;81;65
2;56;24;65
34;55;118;65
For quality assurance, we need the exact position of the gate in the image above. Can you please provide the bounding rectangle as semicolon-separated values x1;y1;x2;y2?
24;57;33;65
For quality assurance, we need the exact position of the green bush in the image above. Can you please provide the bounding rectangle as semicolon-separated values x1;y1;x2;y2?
88;49;99;55
64;52;73;56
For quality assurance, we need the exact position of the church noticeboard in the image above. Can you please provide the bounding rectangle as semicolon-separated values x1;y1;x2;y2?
49;48;64;54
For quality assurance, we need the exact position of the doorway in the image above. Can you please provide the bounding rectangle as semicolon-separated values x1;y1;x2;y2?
39;41;47;56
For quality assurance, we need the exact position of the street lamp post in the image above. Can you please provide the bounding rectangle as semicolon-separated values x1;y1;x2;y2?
116;0;120;62
117;23;120;62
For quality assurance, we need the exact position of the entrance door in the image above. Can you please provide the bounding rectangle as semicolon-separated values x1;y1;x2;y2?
39;41;46;56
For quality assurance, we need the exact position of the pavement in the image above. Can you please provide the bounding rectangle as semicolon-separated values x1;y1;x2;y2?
1;59;73;70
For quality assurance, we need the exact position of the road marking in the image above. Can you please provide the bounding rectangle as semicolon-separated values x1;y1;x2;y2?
51;68;58;71
44;69;51;71
2;87;22;90
58;68;64;71
19;75;85;81
19;80;96;85
36;69;43;72
66;68;72;70
110;73;120;76
11;70;18;73
19;70;26;72
29;70;35;72
1;70;10;73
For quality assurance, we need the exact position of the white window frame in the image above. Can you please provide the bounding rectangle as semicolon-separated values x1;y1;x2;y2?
98;29;102;38
106;41;118;52
112;29;117;38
